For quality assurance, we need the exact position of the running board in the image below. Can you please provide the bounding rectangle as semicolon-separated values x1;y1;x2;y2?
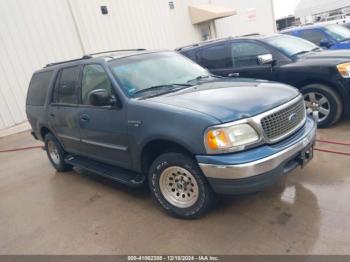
64;155;145;188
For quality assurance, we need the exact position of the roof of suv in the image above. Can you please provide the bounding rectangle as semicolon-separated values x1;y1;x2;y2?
175;34;272;52
281;24;326;33
43;49;156;69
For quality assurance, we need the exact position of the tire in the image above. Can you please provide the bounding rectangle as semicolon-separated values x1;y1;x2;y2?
148;152;215;219
44;133;73;172
301;84;343;128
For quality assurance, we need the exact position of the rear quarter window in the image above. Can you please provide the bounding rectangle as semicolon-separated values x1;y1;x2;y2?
26;70;54;106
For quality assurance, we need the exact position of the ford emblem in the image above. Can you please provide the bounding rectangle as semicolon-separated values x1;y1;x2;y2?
288;112;297;122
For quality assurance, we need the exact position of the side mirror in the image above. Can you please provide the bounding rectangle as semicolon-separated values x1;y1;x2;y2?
88;89;116;107
320;39;332;48
257;54;274;65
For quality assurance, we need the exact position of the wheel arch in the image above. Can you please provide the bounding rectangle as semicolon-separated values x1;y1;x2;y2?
140;139;194;174
39;126;53;140
295;79;344;113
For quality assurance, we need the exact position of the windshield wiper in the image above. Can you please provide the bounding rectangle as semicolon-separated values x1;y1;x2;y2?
311;47;322;52
133;83;192;96
293;50;311;56
187;75;211;83
294;48;322;57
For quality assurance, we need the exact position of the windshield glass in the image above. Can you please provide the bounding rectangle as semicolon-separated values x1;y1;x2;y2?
108;52;209;97
324;24;350;42
264;35;319;57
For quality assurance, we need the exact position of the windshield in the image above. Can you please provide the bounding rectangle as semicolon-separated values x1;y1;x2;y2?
324;24;350;42
108;52;209;97
264;35;319;57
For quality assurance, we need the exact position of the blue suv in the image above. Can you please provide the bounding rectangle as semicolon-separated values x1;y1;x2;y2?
282;24;350;49
26;50;316;218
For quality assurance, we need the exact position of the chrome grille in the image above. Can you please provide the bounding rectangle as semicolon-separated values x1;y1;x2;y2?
261;98;306;141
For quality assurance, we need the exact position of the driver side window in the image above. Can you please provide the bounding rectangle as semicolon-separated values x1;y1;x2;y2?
298;29;327;46
231;42;270;67
81;64;112;105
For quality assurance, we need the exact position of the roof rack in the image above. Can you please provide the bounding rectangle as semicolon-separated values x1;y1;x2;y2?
176;37;232;51
45;56;91;68
45;48;146;68
239;33;261;37
86;48;146;57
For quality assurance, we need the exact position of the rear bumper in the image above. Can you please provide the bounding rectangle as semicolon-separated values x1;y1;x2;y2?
196;117;316;194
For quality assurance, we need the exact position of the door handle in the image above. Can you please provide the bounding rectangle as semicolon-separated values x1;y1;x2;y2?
80;114;90;122
49;113;55;118
228;72;240;77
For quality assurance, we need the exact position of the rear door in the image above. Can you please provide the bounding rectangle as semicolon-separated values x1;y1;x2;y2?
48;65;82;154
78;63;131;169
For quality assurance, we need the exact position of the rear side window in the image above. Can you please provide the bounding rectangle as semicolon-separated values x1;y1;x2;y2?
26;71;53;106
195;45;230;69
53;66;81;104
299;30;327;45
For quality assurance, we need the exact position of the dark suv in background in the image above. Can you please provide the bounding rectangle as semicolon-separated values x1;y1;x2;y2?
177;34;350;127
26;50;316;218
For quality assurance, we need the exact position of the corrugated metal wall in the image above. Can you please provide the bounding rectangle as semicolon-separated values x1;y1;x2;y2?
0;0;83;130
69;0;176;53
213;0;276;38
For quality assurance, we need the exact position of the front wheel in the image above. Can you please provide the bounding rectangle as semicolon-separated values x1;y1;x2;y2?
148;152;215;219
301;84;343;128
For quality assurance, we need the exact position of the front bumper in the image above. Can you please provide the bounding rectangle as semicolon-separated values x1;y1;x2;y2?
196;117;316;194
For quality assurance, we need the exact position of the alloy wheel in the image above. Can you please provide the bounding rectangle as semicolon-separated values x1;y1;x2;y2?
159;166;199;208
303;92;330;123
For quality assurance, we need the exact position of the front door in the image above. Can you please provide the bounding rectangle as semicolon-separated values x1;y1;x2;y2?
48;65;82;154
78;64;131;169
223;41;276;81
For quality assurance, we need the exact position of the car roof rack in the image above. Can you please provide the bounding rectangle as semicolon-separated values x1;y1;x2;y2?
85;48;146;57
176;38;230;51
239;33;261;37
45;49;146;68
45;56;91;68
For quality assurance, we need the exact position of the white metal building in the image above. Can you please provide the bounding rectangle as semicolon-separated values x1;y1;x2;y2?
0;0;276;135
295;0;350;23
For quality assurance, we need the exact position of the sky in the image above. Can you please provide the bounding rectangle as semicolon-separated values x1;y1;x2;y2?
273;0;301;19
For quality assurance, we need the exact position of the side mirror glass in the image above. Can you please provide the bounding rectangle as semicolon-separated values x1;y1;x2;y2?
320;39;331;48
257;54;274;65
88;89;115;107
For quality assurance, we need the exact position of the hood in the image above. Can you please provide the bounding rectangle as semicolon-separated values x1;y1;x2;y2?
299;50;350;64
147;79;299;123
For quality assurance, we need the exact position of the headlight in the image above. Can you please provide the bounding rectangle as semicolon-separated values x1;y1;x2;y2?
204;123;260;154
337;62;350;78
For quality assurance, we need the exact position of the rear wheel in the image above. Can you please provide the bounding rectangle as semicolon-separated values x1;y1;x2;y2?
44;133;73;172
148;152;215;219
301;84;343;128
